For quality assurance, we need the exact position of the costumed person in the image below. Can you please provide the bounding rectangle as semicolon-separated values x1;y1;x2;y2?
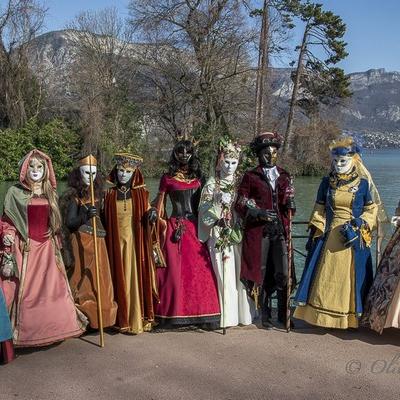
104;153;158;334
235;132;296;329
0;246;14;363
1;218;14;363
362;201;400;333
153;140;220;327
0;149;86;347
61;154;117;329
294;136;380;329
198;138;253;328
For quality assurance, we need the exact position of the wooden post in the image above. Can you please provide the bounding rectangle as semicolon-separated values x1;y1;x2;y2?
89;157;104;348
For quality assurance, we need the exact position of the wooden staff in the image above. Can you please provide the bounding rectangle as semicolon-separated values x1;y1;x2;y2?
89;157;104;348
286;176;294;333
222;249;226;335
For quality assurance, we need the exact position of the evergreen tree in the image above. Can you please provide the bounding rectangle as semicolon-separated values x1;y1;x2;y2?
283;1;350;154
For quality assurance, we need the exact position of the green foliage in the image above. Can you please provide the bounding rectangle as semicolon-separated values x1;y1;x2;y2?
90;100;146;173
0;118;81;181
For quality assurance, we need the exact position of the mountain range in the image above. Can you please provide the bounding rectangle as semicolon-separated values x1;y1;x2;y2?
27;30;400;147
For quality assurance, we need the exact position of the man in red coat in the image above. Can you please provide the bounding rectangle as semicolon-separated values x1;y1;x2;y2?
235;132;295;328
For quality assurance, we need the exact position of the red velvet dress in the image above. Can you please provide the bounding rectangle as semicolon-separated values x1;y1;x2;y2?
155;174;220;325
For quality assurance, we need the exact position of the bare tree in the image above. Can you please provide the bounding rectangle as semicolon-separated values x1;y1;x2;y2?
129;0;257;144
0;0;46;128
67;7;139;160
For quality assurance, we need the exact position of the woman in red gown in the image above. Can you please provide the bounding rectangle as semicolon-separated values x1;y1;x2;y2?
154;140;220;327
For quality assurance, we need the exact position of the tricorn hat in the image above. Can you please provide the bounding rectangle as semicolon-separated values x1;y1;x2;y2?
250;131;283;153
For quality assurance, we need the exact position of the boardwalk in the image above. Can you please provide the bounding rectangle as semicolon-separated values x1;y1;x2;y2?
1;321;400;400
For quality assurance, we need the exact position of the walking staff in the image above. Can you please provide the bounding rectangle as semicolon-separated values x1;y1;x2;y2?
89;156;104;347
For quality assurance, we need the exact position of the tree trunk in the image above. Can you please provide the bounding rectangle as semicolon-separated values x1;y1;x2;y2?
283;25;308;154
254;0;269;137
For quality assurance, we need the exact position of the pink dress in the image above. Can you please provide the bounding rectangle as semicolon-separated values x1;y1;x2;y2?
2;197;85;347
155;174;220;325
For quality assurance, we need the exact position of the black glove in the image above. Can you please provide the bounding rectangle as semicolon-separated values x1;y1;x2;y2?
148;207;158;224
305;226;316;252
247;208;278;223
215;218;228;228
86;205;97;219
286;197;296;212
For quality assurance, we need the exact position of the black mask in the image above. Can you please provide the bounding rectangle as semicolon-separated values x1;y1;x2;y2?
174;147;193;166
258;146;278;168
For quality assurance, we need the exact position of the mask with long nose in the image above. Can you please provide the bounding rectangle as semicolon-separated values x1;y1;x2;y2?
80;165;97;186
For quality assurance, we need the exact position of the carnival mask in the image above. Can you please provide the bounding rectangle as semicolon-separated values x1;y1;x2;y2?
28;158;45;182
174;146;192;165
117;167;134;185
332;155;354;174
80;165;97;186
258;146;278;168
220;157;239;177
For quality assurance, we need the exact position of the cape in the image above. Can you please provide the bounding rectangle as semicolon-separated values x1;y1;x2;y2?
104;168;158;328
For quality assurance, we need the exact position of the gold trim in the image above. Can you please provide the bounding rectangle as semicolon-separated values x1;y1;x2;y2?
155;313;221;319
78;154;97;166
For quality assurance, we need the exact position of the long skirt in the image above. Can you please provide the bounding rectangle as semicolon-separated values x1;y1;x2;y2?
363;228;400;333
207;238;253;327
2;237;85;347
68;231;117;329
155;217;220;325
0;284;14;363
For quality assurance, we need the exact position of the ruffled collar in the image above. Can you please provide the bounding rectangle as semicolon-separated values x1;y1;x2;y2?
329;167;358;188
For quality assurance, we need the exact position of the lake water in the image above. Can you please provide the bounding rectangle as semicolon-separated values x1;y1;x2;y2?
0;149;398;275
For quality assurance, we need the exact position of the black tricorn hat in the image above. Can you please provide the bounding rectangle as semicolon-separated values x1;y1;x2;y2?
250;131;283;153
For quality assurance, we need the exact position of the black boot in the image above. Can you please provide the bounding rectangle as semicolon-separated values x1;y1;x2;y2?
276;289;294;329
261;299;273;329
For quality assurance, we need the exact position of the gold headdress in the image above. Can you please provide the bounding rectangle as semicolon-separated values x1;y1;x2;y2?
329;136;356;153
330;136;387;222
218;137;241;159
78;154;97;166
114;152;143;170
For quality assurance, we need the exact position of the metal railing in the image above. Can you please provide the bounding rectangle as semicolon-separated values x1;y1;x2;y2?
291;219;388;264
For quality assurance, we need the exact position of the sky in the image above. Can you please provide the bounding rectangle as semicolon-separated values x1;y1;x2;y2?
43;0;400;74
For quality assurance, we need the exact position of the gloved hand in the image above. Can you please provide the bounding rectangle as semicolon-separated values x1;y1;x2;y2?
221;192;232;205
2;234;14;247
340;222;358;248
305;235;314;252
215;218;228;228
86;205;97;219
1;253;16;278
148;207;158;224
391;216;400;228
350;217;364;229
247;208;278;223
305;226;316;252
286;197;296;212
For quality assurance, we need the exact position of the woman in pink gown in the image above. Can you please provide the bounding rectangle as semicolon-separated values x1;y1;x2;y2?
0;149;87;347
153;140;220;327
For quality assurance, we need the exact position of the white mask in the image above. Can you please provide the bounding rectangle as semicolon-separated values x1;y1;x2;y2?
80;165;97;186
117;168;134;185
332;155;353;174
219;157;239;178
28;158;45;182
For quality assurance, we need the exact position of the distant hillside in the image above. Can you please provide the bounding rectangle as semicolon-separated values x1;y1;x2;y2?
27;30;400;145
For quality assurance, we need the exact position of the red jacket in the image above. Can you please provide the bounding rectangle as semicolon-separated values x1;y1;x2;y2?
235;165;294;286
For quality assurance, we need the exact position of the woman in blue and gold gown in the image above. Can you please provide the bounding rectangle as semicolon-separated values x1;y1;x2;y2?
294;137;381;329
